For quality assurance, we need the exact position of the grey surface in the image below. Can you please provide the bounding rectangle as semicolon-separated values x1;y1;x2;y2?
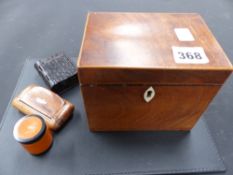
0;59;226;175
0;0;233;175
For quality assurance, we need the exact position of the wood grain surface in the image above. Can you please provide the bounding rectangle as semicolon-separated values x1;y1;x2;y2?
12;85;74;131
78;12;232;84
78;13;232;68
81;85;220;131
77;13;232;131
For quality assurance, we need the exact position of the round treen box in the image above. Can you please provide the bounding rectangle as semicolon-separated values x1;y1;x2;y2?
13;114;53;155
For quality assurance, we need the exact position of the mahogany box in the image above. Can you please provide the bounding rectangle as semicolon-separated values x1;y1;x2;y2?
77;12;232;131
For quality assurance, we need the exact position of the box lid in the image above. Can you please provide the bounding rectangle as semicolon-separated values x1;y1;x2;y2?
77;12;232;85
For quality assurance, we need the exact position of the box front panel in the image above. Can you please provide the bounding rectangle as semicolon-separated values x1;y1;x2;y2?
81;85;220;131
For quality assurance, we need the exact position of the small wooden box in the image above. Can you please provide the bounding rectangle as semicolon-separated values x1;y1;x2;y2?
77;12;232;131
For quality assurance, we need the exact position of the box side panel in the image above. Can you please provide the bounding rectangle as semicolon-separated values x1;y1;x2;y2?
78;68;231;85
81;85;220;131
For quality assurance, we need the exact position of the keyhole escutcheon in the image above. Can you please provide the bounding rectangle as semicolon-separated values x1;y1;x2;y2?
144;86;155;103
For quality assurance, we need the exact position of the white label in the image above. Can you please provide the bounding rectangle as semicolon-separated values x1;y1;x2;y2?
172;46;209;64
174;28;195;41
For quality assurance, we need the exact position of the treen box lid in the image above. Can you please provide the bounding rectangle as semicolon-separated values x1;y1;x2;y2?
77;12;232;85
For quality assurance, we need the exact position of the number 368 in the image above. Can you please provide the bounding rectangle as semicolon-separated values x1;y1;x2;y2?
178;52;202;59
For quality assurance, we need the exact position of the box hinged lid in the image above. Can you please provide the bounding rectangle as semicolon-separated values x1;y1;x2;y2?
77;12;232;85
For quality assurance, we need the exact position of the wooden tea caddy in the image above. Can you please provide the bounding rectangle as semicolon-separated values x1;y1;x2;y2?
77;12;232;131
